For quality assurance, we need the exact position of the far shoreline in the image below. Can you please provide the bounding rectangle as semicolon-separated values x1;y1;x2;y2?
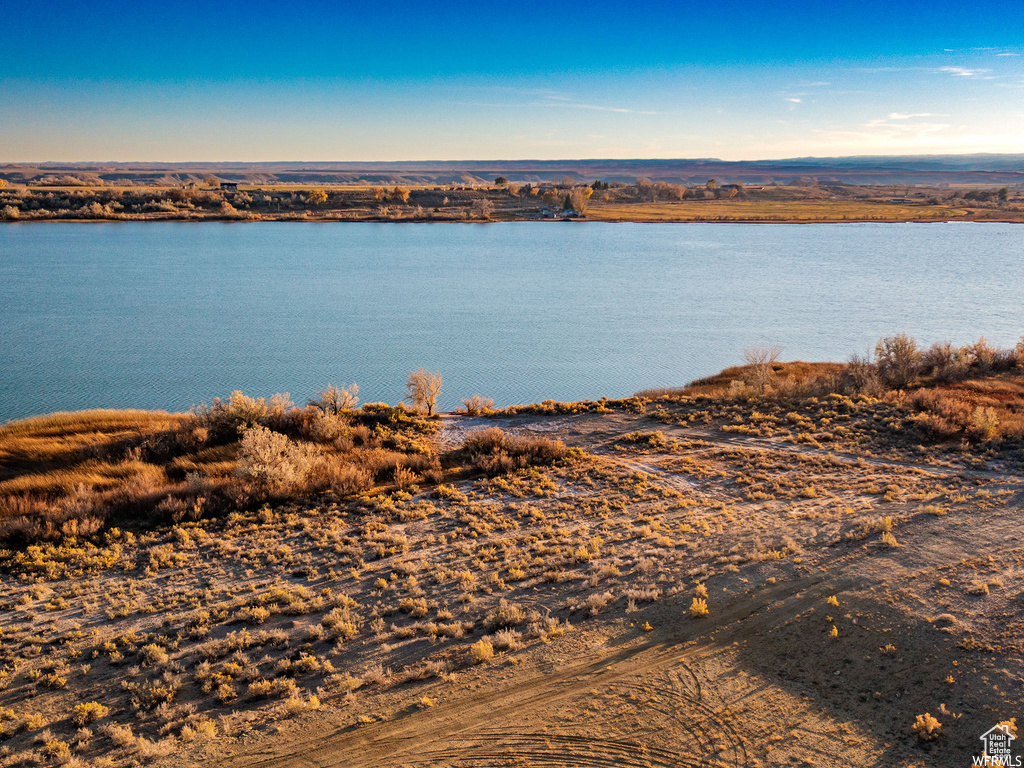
4;215;1024;225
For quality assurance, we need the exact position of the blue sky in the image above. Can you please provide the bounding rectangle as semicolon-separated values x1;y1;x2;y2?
2;0;1022;161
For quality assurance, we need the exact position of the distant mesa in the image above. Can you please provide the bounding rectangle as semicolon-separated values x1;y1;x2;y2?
3;154;1024;187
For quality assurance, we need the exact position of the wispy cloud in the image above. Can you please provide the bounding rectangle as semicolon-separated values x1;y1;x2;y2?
785;97;802;103
853;65;1000;80
856;117;952;140
851;66;904;74
565;102;658;114
888;112;941;119
743;119;1024;158
937;66;993;78
447;88;659;115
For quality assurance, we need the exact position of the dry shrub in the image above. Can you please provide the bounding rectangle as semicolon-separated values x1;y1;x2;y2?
968;406;1000;442
922;342;970;383
72;702;109;727
875;334;922;389
491;628;522;651
584;591;615;615
461;395;494;415
235;426;317;493
0;492;107;545
485;599;527;630
689;597;709;617
463;428;568;476
351;447;412;481
101;723;136;748
313;460;372;496
393;466;418;490
194;391;272;440
301;410;352;445
912;713;942;741
0;493;52;521
837;354;884;396
909;385;1022;442
965;337;999;371
469;639;494;664
909;390;973;439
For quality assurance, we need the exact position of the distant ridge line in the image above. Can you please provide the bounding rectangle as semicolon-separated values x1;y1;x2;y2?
4;154;1024;186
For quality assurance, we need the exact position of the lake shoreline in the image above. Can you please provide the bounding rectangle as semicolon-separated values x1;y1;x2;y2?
4;213;1024;224
2;207;1024;225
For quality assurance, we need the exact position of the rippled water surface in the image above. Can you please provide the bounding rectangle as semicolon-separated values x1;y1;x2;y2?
1;221;1022;421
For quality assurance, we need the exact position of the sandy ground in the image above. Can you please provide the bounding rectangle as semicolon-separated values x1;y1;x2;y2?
176;410;1024;768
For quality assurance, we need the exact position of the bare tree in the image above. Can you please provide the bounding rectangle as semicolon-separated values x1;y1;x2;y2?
874;334;921;389
406;369;443;416
568;187;593;213
743;345;782;393
635;178;657;201
840;353;882;396
472;198;494;219
311;383;359;414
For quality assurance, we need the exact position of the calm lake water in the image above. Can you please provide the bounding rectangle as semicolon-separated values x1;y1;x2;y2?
1;222;1022;421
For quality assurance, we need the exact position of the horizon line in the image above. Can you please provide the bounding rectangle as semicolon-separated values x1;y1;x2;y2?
6;151;1024;167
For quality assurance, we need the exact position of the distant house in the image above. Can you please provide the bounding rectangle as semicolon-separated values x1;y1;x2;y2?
539;206;580;219
220;182;239;192
888;197;911;204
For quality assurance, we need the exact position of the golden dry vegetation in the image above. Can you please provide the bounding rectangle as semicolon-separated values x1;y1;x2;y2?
0;339;1023;767
586;199;973;222
2;181;1022;223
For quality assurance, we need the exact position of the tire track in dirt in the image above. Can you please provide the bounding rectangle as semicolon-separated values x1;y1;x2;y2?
205;413;1022;768
208;572;847;768
612;424;1024;484
210;491;1024;768
674;425;1024;482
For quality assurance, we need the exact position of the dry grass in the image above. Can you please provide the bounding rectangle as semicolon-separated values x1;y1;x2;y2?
0;396;443;543
1;343;1021;765
0;392;586;547
588;200;971;223
0;410;184;484
636;339;1023;463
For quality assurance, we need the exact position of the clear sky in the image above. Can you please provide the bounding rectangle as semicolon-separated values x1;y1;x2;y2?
2;0;1022;161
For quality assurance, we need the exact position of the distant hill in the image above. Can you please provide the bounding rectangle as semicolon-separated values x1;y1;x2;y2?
4;154;1024;187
